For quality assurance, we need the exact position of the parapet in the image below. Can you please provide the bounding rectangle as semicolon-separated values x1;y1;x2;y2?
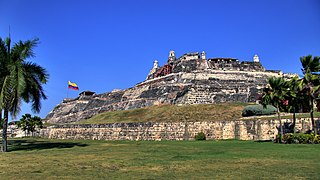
147;50;269;80
79;90;96;100
79;90;96;96
178;52;200;61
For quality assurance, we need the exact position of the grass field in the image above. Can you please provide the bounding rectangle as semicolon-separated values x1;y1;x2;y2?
0;138;319;179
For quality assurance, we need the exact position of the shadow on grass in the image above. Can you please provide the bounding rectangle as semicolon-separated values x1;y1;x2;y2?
7;139;88;152
254;140;273;143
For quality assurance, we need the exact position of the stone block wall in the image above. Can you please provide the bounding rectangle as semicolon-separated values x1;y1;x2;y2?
41;118;318;141
46;69;296;124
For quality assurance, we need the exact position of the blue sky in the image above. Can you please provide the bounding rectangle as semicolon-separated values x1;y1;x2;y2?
0;0;320;119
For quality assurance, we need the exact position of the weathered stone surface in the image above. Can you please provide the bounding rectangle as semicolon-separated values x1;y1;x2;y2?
41;118;318;141
45;51;296;124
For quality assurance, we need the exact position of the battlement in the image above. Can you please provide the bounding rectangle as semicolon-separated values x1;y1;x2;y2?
178;52;200;61
147;51;267;80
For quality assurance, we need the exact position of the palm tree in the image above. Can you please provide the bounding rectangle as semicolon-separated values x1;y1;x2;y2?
0;36;48;152
287;76;302;133
262;76;289;142
300;55;320;135
17;114;43;137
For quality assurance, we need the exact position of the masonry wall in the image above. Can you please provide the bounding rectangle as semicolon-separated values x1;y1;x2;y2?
41;118;319;141
46;70;292;124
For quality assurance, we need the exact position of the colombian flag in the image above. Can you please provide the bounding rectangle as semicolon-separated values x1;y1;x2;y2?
68;81;79;90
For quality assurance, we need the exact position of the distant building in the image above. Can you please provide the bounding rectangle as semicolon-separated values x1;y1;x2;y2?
79;90;95;97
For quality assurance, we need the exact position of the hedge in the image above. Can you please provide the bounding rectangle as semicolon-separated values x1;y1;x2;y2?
242;104;277;117
275;133;320;144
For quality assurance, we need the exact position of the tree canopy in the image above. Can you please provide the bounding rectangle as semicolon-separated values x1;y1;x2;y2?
0;36;48;152
261;55;320;141
17;113;43;136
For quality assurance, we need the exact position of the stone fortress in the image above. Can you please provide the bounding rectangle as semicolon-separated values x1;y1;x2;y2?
45;50;295;124
146;50;267;80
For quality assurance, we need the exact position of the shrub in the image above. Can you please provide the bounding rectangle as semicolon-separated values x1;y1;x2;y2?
277;133;320;144
314;135;320;144
242;104;277;117
195;132;206;141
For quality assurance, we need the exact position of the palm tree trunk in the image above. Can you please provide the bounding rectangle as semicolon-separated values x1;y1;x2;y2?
0;109;2;128
1;109;9;152
310;98;317;134
293;108;296;134
277;106;283;143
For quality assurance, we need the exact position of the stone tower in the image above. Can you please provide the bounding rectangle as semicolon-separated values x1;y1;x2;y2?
253;54;260;62
146;60;159;80
201;51;206;60
168;50;176;63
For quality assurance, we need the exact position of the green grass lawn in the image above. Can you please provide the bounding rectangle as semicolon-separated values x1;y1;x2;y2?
0;138;319;179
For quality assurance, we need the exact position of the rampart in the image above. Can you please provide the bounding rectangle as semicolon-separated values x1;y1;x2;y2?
46;70;293;124
41;118;319;141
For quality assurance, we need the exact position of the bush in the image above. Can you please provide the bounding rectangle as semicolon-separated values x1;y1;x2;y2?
242;104;277;117
195;132;206;141
277;133;320;144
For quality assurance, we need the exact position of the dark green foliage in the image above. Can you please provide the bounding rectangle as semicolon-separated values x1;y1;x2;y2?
242;104;276;117
300;55;320;135
275;133;320;144
261;76;291;143
1;36;48;152
16;114;43;136
194;132;206;140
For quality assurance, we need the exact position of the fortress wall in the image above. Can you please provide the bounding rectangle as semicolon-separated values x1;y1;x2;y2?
45;69;297;124
41;118;318;141
139;70;289;86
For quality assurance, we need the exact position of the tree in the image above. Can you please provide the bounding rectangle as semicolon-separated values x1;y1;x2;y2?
17;114;43;136
287;76;302;133
0;117;3;128
300;55;320;135
0;36;48;152
262;76;290;142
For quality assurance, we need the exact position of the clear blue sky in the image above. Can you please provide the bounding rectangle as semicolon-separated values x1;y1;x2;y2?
0;0;320;120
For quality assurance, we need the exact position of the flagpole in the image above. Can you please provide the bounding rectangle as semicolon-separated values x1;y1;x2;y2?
67;86;69;98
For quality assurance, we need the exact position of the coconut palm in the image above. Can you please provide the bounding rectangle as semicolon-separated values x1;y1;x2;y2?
287;76;302;133
300;55;320;135
0;36;48;152
17;113;43;137
262;76;290;142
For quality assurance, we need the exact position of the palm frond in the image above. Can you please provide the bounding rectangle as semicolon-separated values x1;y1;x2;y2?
11;38;39;63
0;36;47;116
300;55;320;74
262;76;290;108
0;38;8;63
23;62;49;83
0;76;11;109
8;61;26;117
21;61;49;113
